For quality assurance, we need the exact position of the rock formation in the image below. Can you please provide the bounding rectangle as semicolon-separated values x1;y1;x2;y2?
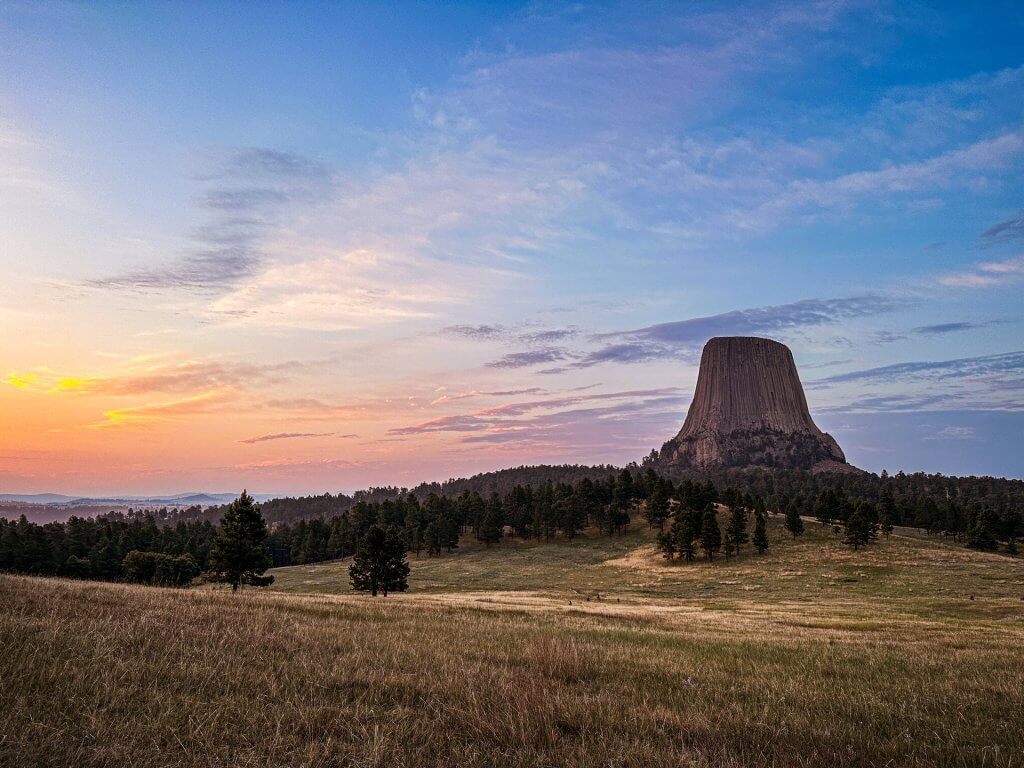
657;336;852;472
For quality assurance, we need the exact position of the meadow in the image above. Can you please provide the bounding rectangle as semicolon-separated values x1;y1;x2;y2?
3;516;1022;767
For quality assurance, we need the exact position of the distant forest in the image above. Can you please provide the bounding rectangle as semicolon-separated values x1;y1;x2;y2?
1;462;1021;583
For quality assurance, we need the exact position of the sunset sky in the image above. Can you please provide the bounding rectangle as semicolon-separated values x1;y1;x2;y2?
1;1;1022;495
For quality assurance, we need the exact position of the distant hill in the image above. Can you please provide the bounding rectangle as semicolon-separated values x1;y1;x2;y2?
0;492;276;507
0;493;78;505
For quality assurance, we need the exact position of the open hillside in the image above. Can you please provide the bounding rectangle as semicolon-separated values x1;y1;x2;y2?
270;514;1023;615
4;516;1022;768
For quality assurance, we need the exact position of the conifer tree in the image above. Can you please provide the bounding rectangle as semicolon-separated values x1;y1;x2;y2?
645;480;670;531
752;510;769;554
784;501;804;539
843;510;871;551
657;529;676;560
726;503;749;554
676;510;699;562
700;507;722;561
478;493;504;546
348;525;410;597
424;519;443;556
208;491;273;591
966;507;999;552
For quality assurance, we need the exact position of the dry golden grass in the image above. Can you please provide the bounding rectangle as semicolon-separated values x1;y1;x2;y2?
3;518;1023;767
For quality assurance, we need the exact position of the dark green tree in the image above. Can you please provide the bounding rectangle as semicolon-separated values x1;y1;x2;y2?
348;525;410;597
644;480;670;531
752;510;769;554
784;501;804;539
843;510;871;551
966;507;999;552
478;493;504;546
700;507;722;561
207;491;273;591
424;519;444;556
726;503;749;554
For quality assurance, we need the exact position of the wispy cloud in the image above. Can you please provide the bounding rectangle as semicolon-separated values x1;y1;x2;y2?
982;211;1024;242
4;357;313;396
937;255;1024;288
912;321;997;335
390;387;683;435
240;431;355;444
574;296;903;368
92;389;235;428
88;148;331;292
486;348;571;369
810;350;1024;387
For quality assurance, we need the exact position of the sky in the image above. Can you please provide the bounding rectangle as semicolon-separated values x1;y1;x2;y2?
1;0;1022;495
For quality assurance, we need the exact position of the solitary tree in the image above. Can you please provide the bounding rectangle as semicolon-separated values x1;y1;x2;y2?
784;501;804;539
349;525;410;597
752;510;769;554
700;507;722;561
208;491;273;591
843;510;871;551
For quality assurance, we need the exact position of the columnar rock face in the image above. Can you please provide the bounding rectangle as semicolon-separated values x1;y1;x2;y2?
658;336;850;472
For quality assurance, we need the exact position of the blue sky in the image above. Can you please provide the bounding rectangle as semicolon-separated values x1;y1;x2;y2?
0;1;1022;493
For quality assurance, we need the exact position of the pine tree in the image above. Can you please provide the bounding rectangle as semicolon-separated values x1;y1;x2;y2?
676;509;699;562
424;520;443;556
966;507;999;552
478;493;504;546
784;501;804;539
208;491;273;591
726;503;749;554
843;510;871;551
752;510;769;554
657;529;676;560
700;507;722;561
348;525;410;597
880;511;894;538
644;480;670;531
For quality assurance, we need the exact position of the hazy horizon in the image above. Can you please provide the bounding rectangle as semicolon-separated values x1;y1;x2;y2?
2;1;1022;494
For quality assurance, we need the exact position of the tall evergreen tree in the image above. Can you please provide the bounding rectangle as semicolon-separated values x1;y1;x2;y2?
478;493;504;546
207;491;273;591
348;525;410;597
700;507;722;561
726;503;749;554
966;507;999;552
752;510;769;554
784;501;804;539
843;510;871;551
644;480;670;531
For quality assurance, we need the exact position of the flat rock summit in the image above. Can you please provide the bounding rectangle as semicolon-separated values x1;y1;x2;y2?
657;336;853;473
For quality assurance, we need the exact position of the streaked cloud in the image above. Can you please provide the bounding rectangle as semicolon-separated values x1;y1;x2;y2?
574;296;903;368
486;348;571;369
982;212;1024;242
88;148;331;292
240;431;356;444
937;255;1024;288
92;389;235;428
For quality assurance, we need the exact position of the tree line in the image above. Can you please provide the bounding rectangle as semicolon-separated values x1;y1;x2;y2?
2;466;1020;588
0;492;275;589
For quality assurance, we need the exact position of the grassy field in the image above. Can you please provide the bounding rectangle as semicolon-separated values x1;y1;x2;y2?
3;516;1023;767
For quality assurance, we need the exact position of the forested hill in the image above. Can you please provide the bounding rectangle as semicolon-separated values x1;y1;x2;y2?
157;462;1024;531
220;464;621;526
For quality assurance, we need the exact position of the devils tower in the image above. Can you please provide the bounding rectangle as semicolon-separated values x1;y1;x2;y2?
657;336;851;472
